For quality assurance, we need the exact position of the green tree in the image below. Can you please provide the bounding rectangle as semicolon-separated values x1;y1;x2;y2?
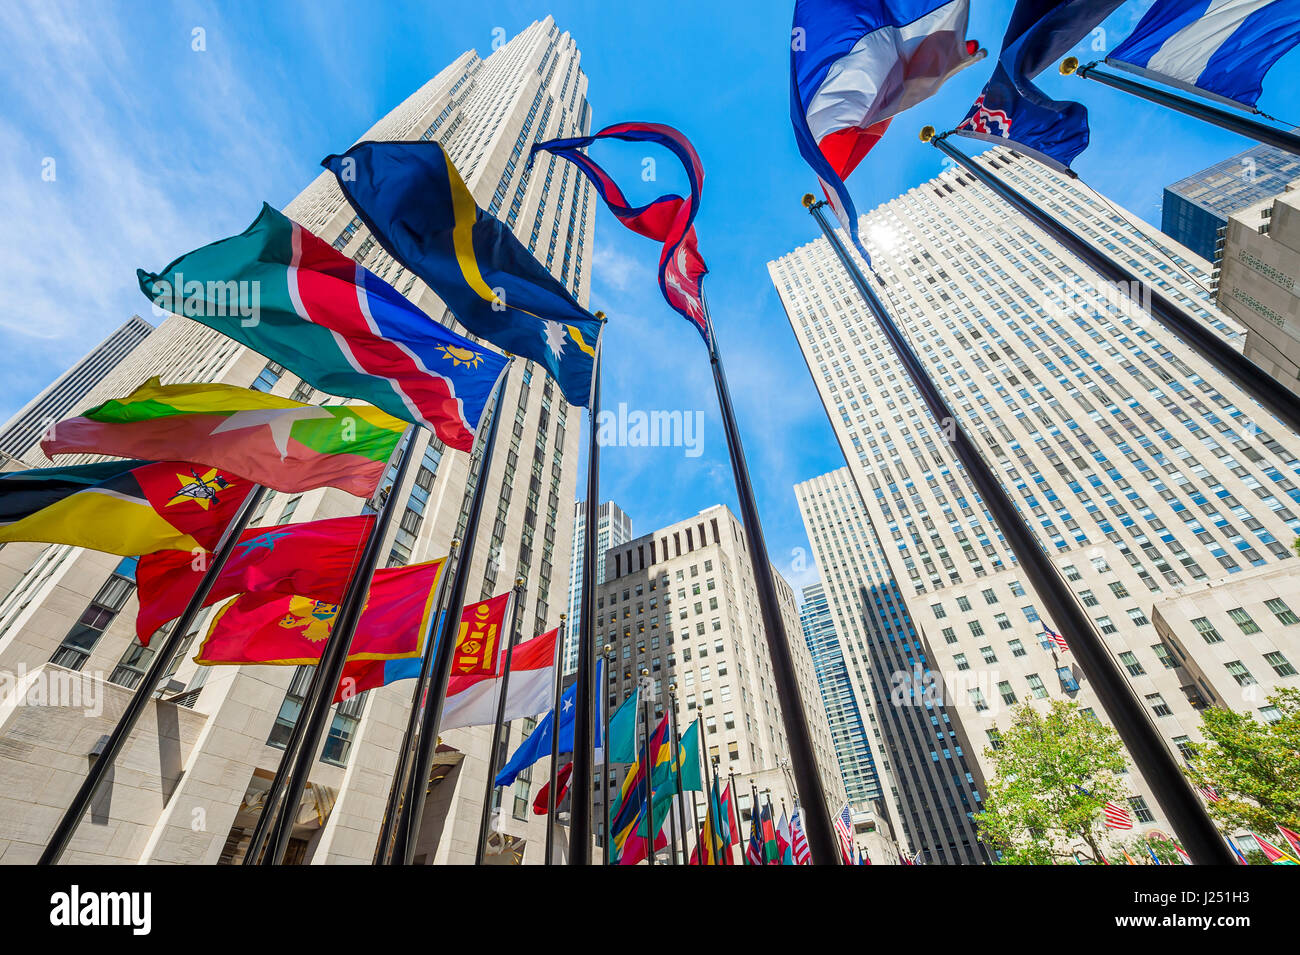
1109;834;1181;865
1185;687;1300;834
975;699;1130;864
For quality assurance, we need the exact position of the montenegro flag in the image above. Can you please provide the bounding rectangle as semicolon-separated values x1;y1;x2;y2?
0;459;252;556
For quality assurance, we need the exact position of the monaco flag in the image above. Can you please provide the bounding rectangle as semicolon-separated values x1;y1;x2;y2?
439;625;559;732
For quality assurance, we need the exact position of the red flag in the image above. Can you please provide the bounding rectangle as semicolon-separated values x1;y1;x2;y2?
133;514;374;643
533;761;573;815
1279;825;1300;858
194;558;444;665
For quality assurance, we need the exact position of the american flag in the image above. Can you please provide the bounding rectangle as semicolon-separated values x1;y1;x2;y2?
832;803;855;864
790;810;811;865
1043;626;1069;653
1197;782;1221;803
1103;800;1134;830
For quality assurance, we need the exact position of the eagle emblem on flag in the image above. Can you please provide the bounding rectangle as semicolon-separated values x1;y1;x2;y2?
278;596;340;644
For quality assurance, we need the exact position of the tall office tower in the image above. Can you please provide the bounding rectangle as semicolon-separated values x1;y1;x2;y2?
0;314;152;460
798;582;881;810
564;500;633;673
0;17;595;865
594;505;849;857
796;470;988;864
1162;142;1300;262
1215;183;1300;397
774;146;1300;860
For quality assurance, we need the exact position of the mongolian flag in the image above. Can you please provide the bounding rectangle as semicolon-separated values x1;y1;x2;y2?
42;378;406;498
0;459;252;557
194;558;445;665
134;514;374;643
532;123;709;341
137;204;509;450
320;142;604;407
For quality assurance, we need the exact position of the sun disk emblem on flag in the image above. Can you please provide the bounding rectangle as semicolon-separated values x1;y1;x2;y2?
436;344;485;368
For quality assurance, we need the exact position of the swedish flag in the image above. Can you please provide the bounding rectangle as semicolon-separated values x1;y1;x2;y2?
322;142;604;407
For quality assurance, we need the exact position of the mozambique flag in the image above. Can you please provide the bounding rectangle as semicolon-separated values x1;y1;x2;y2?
195;558;444;665
321;142;604;407
0;459;251;557
134;515;374;643
137;204;508;450
43;378;406;498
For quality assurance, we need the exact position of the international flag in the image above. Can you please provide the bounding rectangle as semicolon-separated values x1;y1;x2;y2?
0;459;252;558
719;783;741;860
790;809;812;864
746;794;763;865
1279;824;1300;859
42;377;406;498
320;143;603;407
1108;0;1300;111
833;802;856;862
606;713;668;856
760;803;780;864
532;123;709;340
1104;799;1134;829
493;658;606;787
1173;842;1192;865
899;850;914;865
777;810;795;865
672;720;704;793
532;760;573;815
137;204;508;450
1145;842;1163;865
1197;782;1221;802
1043;626;1069;653
955;0;1125;172
607;685;640;764
1255;831;1300;863
791;0;984;259
194;558;445;665
695;775;729;865
134;514;375;643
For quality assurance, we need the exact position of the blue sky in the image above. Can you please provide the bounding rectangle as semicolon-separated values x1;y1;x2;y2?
3;0;1298;596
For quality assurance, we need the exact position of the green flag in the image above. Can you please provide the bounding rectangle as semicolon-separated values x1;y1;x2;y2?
607;687;639;764
676;722;703;792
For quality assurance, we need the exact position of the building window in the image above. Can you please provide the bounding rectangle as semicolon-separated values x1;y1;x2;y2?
1126;608;1150;626
1152;643;1177;669
1264;651;1297;677
1260;705;1284;724
252;361;285;393
50;558;137;671
1192;617;1223;644
1266;598;1300;626
1146;693;1172;717
1026;674;1047;699
1128;796;1155;824
980;645;997;664
1227;608;1261;634
1008;639;1026;658
998;680;1016;705
969;688;989;712
954;653;969;671
1225;660;1257;686
1057;666;1079;692
1119;651;1145;676
1096;616;1118;635
931;602;946;618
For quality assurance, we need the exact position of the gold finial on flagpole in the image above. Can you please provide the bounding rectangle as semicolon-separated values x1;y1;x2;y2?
801;193;816;208
1060;56;1080;75
919;125;936;143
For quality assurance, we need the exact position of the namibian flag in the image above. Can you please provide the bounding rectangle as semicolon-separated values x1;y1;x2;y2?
321;142;604;407
0;459;251;557
137;204;508;451
43;377;406;498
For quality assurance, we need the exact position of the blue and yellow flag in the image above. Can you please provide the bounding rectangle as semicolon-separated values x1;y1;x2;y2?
321;142;604;407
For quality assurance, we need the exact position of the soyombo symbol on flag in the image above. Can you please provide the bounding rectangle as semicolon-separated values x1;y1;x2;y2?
0;459;251;557
321;142;604;407
137;204;508;450
42;377;406;498
134;514;375;643
452;591;510;676
195;558;445;665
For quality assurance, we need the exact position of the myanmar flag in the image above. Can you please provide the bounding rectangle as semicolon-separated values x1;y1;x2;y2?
43;377;406;498
134;514;374;643
195;558;445;665
137;204;509;451
0;459;251;556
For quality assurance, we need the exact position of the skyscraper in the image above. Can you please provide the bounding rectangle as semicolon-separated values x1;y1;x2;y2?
565;500;633;673
798;582;881;810
0;17;595;865
0;314;152;461
774;146;1300;858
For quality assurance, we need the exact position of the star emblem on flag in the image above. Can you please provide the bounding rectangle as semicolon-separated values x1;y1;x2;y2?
208;405;333;461
167;467;232;509
542;320;568;360
236;530;290;553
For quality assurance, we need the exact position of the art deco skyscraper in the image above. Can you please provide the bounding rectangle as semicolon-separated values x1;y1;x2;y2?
775;146;1300;857
0;17;595;865
564;500;633;673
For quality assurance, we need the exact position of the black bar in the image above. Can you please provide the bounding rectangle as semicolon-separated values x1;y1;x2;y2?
389;373;508;865
807;198;1233;865
371;540;458;865
930;132;1300;437
544;616;567;866
1073;61;1300;158
40;483;267;865
568;346;602;864
474;579;526;864
640;687;655;866
703;305;841;865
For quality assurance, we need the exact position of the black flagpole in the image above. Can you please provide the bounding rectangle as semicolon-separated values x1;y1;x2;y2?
665;713;681;865
1061;58;1300;158
689;790;701;865
729;769;746;866
474;577;526;864
371;538;458;865
669;686;690;866
544;616;567;866
639;672;656;866
569;321;604;864
40;482;268;865
694;712;714;864
702;301;840;865
805;196;1233;866
389;366;510;865
253;428;421;865
924;128;1300;437
601;646;614;865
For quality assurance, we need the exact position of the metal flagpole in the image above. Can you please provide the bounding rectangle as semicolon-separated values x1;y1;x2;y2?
389;367;511;865
371;539;458;865
570;321;604;864
669;686;690;866
729;769;745;866
474;577;527;864
1061;58;1300;158
665;702;681;865
694;712;714;865
544;617;567;866
922;128;1300;437
689;790;701;865
40;482;268;865
253;429;422;866
702;301;840;865
639;670;656;866
601;646;615;865
805;195;1233;866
